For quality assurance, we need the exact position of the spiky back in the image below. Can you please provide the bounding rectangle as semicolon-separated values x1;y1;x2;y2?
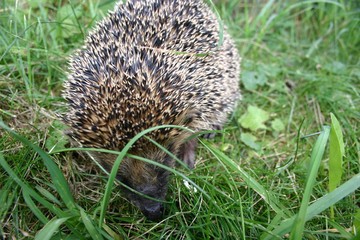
63;0;240;151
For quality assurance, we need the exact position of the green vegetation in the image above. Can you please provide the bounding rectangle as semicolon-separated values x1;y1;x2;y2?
0;0;359;239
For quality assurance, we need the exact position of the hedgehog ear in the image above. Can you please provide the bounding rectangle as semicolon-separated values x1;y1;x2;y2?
178;138;198;169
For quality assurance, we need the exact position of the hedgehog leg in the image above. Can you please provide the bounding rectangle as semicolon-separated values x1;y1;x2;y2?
203;124;222;139
179;138;198;169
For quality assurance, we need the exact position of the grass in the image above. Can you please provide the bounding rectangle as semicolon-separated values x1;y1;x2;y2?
0;0;359;239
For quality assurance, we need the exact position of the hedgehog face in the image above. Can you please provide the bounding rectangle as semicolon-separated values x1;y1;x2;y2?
91;150;173;220
120;179;167;221
118;158;170;221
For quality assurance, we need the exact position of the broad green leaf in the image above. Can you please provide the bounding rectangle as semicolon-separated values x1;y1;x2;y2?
329;113;344;192
241;71;267;91
271;118;285;132
259;63;281;78
239;105;270;131
220;143;233;152
46;120;68;153
329;113;345;219
325;61;346;74
35;217;70;240
240;132;261;150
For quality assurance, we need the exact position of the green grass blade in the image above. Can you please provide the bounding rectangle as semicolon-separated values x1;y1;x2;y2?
102;223;124;240
125;153;239;234
35;186;62;205
97;126;232;229
205;143;291;219
0;123;86;237
329;113;345;218
0;152;66;217
34;217;70;240
22;190;49;224
0;121;76;210
144;135;188;168
354;209;360;236
69;0;85;39
262;173;360;239
329;113;345;192
290;126;330;240
0;152;85;237
254;0;276;27
327;220;353;239
80;208;104;240
285;0;344;13
0;182;17;223
1;0;358;237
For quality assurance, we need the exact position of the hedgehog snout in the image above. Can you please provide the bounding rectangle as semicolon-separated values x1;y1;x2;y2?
141;202;164;221
127;186;167;221
118;164;169;221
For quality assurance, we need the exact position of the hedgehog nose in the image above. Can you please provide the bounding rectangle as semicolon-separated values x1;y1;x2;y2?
142;203;164;221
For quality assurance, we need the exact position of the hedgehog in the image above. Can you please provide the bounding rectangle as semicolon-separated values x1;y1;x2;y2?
63;0;240;221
